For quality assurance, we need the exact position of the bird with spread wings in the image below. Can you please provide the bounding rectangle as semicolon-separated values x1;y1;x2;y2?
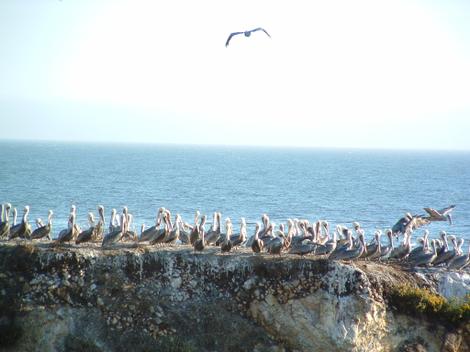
225;27;271;47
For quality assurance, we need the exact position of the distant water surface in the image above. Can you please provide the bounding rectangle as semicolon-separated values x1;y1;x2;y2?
0;141;469;242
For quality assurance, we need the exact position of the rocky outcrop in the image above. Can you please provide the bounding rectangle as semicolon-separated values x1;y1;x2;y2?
0;242;468;352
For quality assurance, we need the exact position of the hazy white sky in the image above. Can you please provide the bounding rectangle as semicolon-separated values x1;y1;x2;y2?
1;0;469;149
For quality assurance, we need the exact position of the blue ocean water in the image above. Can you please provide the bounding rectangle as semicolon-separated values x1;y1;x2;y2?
0;140;469;242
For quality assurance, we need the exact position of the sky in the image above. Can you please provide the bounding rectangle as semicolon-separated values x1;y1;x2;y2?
0;0;469;150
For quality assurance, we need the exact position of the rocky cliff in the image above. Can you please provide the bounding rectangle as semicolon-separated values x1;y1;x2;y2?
0;242;468;352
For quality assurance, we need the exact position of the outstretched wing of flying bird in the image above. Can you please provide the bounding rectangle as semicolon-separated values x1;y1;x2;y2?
251;27;271;38
438;204;456;216
404;216;430;234
423;207;442;218
225;31;244;47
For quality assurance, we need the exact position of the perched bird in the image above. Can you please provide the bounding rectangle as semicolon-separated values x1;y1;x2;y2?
225;27;271;47
31;210;53;240
251;223;263;254
9;206;32;240
75;213;96;244
447;243;470;270
0;203;12;238
56;212;78;244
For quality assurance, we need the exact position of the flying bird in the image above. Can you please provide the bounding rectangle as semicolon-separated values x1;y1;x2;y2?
423;205;456;224
225;27;271;47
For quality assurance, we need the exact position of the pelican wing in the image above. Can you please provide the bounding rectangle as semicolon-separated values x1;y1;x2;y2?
438;204;456;216
405;216;430;233
250;27;271;38
225;31;243;47
423;207;441;218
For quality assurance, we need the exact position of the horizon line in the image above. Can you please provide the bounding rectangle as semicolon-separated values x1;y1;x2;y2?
0;137;469;153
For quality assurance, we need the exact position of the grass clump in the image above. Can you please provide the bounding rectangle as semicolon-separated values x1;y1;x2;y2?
389;285;470;328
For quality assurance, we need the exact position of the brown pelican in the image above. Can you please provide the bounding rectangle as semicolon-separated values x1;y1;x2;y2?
122;213;138;241
266;229;285;256
231;217;247;248
392;212;429;236
217;218;233;246
102;208;127;247
314;225;337;256
220;229;233;253
165;213;181;245
149;211;171;245
447;242;470;270
31;210;53;240
56;212;78;243
93;205;105;241
289;241;316;257
225;27;271;47
75;213;96;244
178;219;192;245
205;212;220;245
109;208;120;233
378;229;394;260
409;240;438;267
329;230;366;261
9;206;31;240
389;230;412;260
433;234;458;266
138;207;165;242
193;215;206;252
423;205;455;225
189;211;201;245
0;203;11;238
251;223;263;254
362;230;382;260
408;230;430;260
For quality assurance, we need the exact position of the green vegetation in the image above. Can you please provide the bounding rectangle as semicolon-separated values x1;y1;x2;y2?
389;285;470;328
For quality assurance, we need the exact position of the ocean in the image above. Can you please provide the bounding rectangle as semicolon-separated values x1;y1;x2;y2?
0;140;469;243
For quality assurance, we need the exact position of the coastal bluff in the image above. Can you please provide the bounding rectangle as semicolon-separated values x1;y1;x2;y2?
0;242;468;352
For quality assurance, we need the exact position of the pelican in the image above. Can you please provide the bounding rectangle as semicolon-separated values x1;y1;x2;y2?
266;234;284;256
165;213;181;245
56;212;78;243
423;205;455;225
378;229;394;260
94;205;105;241
102;208;127;247
433;235;458;266
251;223;263;254
447;243;470;270
389;231;412;261
9;206;31;240
178;219;192;245
217;218;233;246
109;208;120;233
363;230;382;260
313;225;337;256
0;203;12;238
205;212;220;245
189;211;201;245
31;210;53;240
329;230;366;261
193;215;206;252
408;239;438;267
220;228;233;253
231;217;247;248
408;230;430;262
150;211;171;245
225;27;271;47
75;213;96;244
122;213;138;241
289;241;316;257
138;207;164;242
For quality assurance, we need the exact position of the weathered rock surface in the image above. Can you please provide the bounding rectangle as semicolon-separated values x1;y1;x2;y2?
0;241;468;352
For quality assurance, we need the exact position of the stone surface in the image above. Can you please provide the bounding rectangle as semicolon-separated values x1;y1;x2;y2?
0;241;468;352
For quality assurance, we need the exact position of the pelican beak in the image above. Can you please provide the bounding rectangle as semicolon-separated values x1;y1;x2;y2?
447;214;453;225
